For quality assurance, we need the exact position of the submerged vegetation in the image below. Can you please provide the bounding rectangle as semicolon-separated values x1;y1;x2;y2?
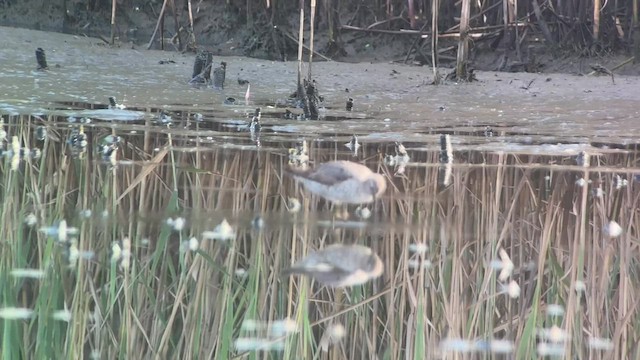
0;110;638;358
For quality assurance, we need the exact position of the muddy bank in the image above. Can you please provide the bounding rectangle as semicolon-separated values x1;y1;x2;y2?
1;26;639;149
2;0;640;76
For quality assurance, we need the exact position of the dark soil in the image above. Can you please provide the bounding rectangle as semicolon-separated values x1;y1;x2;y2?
1;0;639;76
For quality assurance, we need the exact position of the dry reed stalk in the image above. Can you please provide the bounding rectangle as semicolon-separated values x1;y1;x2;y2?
407;0;416;29
110;0;116;45
455;0;471;79
187;0;195;48
4;109;640;359
531;0;555;45
297;0;305;89
308;0;316;80
431;0;440;84
594;0;601;41
147;0;170;49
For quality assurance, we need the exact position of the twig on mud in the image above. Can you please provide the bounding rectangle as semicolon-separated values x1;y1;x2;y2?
610;57;634;71
97;34;111;45
340;24;429;36
365;16;407;30
589;64;615;84
520;79;535;90
276;27;333;62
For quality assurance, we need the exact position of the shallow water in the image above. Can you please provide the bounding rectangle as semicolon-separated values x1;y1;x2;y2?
1;27;639;359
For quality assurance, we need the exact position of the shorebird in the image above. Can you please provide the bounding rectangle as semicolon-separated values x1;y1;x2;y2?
346;97;353;111
282;244;383;287
287;160;386;204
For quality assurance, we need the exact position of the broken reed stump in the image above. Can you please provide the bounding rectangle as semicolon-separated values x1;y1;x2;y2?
189;49;213;85
35;48;48;70
294;79;320;120
445;67;477;82
212;61;227;90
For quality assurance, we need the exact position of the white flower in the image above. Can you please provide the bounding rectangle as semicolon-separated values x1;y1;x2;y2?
120;237;131;269
287;198;301;213
10;269;45;279
539;325;570;343
188;237;199;251
235;268;248;278
0;307;34;320
111;242;123;262
408;243;428;254
407;259;432;270
439;338;476;353
271;318;297;336
501;280;520;299
24;213;37;227
355;206;371;219
58;219;68;242
202;219;236;241
495;248;514;281
234;337;285;351
487;339;514;354
603;220;622;238
546;304;565;317
167;217;186;231
52;310;72;322
537;342;566;356
320;323;346;352
588;337;614;350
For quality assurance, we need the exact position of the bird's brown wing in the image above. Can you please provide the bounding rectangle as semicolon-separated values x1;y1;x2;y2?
287;162;353;186
321;245;374;272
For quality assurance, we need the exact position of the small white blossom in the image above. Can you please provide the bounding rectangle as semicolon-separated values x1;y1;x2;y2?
355;206;371;219
188;237;199;251
24;213;38;227
588;337;614;351
408;243;428;254
603;220;622;238
539;325;570;343
537;342;566;357
234;337;285;352
501;280;520;299
0;307;34;320
496;248;514;281
202;219;236;241
546;304;565;317
10;268;45;279
52;310;72;322
287;198;301;213
167;217;186;231
235;268;248;278
407;259;432;270
271;318;297;336
111;242;123;263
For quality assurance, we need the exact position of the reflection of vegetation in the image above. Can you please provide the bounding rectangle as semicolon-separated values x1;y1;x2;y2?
0;112;638;358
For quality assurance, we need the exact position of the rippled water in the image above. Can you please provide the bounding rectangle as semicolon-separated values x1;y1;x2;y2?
1;27;639;359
